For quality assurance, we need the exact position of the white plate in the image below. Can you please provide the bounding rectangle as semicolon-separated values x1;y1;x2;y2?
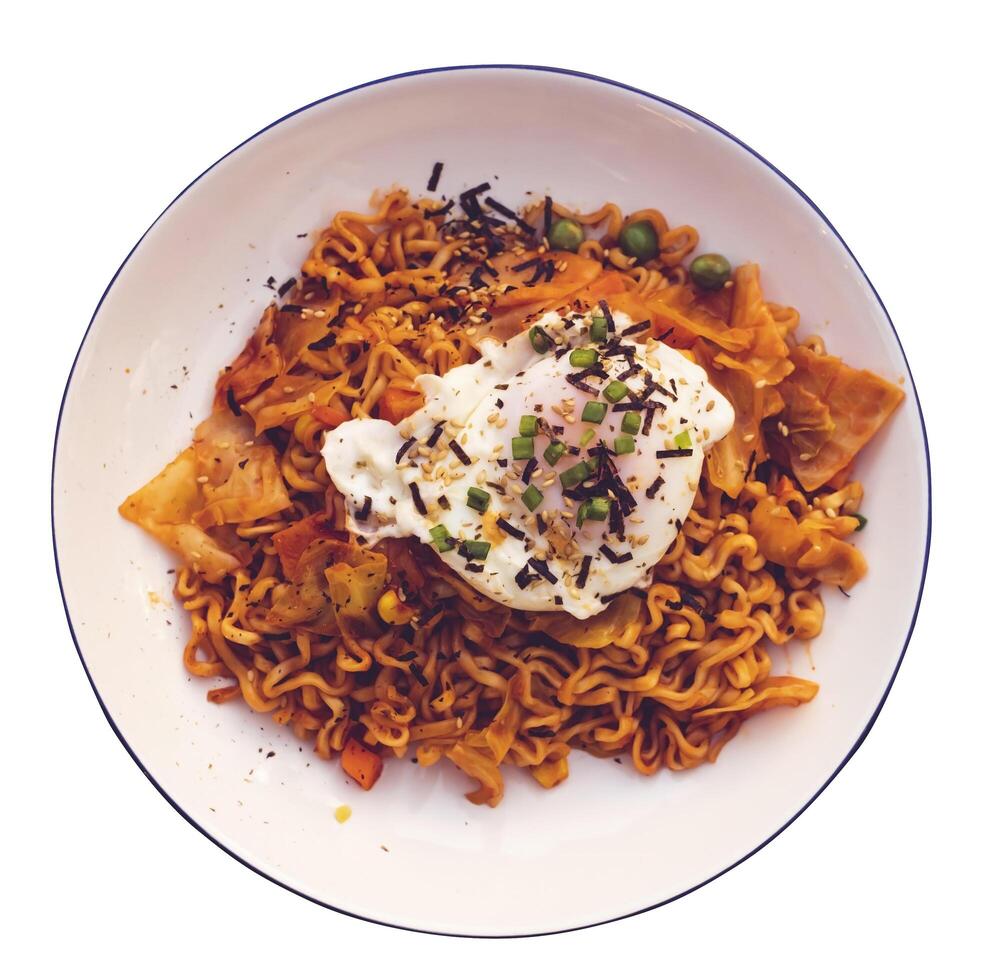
52;66;931;936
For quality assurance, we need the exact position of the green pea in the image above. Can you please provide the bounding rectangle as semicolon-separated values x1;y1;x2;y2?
618;220;659;262
547;217;585;252
690;253;731;291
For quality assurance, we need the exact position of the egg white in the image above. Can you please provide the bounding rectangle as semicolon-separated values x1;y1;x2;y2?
322;308;734;618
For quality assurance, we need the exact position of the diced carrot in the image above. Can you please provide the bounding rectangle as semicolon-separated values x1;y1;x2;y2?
312;405;350;428
341;738;383;790
378;384;424;423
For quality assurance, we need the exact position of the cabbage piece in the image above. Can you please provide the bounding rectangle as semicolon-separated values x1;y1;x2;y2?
447;743;505;807
267;537;340;634
323;542;388;638
530;592;642;649
272;512;336;579
693;340;783;497
646;283;752;353
780;344;904;491
241;370;350;435
191;409;291;528
482;251;602;336
712;264;794;386
118;447;247;582
215;304;283;404
273;298;342;370
750;494;867;588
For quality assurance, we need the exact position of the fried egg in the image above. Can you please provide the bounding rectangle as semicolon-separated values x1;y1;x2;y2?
322;307;734;618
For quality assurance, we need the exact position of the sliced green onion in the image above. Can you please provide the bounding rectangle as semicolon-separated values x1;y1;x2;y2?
560;461;589;489
603;380;628;403
529;325;553;354
463;539;490;560
518;414;538;438
429;524;453;553
512;436;535;459
589;315;608;342
579;428;596;448
614;435;635;455
581;400;607;423
674;430;692;449
569;348;598;368
576;501;590;527
466;486;491;513
585;455;600;475
544;440;566;466
586;497;610;521
621;411;642;435
521;485;544;512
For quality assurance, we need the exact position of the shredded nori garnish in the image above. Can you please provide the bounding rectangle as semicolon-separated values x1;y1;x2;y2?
395;437;416;463
521;458;537;483
645;475;665;499
576;555;592;589
527;726;557;738
308;333;337;351
226;388;242;416
448;439;472;466
355;496;372;521
655;448;694;459
496;517;525;540
426;424;444;448
437;494;450;510
616;363;643;381
423;200;454;220
409;662;428;685
600;544;632;564
280;303;303;314
510;256;541;273
409;481;427;515
599;299;615;333
426;161;444;192
528;558;558;584
485;196;537;236
544;195;553;234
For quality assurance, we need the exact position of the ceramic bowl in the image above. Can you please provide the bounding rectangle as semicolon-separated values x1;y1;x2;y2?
53;65;930;936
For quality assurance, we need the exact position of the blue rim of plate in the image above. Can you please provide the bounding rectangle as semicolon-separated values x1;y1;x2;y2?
51;63;932;938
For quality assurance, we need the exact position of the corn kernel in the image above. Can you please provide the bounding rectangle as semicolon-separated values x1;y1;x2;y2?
376;589;414;625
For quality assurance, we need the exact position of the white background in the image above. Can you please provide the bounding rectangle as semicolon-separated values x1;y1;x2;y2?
3;1;980;976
